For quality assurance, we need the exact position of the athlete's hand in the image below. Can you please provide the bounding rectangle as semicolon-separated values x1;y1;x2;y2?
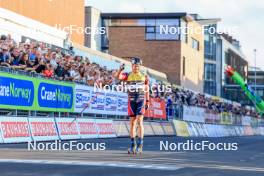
145;101;150;110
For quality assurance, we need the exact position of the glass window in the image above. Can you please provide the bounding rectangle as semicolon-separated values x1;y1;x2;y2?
183;57;186;76
146;19;155;26
204;63;216;81
146;26;155;33
145;18;180;40
156;19;179;26
192;38;199;50
146;33;155;40
205;34;209;41
156;25;179;40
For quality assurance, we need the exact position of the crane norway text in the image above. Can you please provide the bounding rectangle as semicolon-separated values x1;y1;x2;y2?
0;83;32;102
40;86;72;105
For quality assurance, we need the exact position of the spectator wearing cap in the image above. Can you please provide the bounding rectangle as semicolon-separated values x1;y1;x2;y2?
23;39;31;52
10;48;21;66
50;52;58;69
0;45;11;67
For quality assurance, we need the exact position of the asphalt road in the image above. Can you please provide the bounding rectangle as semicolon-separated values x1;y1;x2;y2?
0;136;263;176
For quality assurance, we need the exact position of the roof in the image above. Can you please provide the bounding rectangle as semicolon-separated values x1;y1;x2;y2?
195;18;221;25
189;14;221;25
101;12;187;19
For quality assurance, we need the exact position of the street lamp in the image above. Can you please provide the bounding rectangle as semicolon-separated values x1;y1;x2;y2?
254;49;257;92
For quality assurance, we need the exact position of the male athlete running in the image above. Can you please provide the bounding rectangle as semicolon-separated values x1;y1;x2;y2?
116;57;150;154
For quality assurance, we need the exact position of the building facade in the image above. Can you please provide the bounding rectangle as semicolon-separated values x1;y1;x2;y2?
192;15;221;96
0;0;85;45
96;12;204;92
218;33;249;103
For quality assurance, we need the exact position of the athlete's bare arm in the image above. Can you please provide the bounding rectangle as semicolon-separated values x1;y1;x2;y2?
145;75;150;109
115;64;127;81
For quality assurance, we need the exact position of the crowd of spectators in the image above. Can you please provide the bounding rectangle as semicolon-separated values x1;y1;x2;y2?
165;88;260;118
0;34;260;118
0;34;116;87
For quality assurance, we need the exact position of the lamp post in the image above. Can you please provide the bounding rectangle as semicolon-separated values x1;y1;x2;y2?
254;49;257;91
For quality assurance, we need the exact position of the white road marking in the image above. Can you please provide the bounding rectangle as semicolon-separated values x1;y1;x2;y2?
0;159;183;171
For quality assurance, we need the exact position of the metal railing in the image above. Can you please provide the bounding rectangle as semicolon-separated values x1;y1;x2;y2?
166;104;263;127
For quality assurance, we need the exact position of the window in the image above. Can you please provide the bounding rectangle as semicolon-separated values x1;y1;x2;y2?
145;26;156;40
181;20;188;43
192;38;199;50
204;63;216;81
183;57;186;76
146;26;155;33
145;18;180;40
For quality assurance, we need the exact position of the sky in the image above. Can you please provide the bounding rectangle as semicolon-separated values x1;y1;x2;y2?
85;0;264;69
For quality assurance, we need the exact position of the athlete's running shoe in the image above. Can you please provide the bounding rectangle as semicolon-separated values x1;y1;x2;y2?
136;138;143;154
128;140;137;155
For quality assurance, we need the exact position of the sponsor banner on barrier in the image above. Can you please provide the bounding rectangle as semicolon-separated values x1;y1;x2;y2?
250;118;258;126
173;120;190;137
76;118;98;139
183;106;205;123
201;123;209;137
37;81;74;111
0;72;74;112
242;116;251;125
28;118;59;141
113;121;129;137
161;122;175;135
55;118;80;140
220;112;233;125
260;127;264;135
75;85;128;116
216;125;225;137
238;126;245;136
204;124;216;137
205;110;221;124
0;117;31;143
244;126;254;136
145;98;166;119
192;123;202;137
96;119;116;138
0;125;3;143
143;122;155;136
187;122;198;137
151;122;165;135
0;72;34;110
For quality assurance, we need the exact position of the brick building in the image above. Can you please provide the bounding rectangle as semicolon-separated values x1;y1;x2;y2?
96;12;204;92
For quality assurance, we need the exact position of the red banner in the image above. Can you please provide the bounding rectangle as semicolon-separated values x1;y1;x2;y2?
30;122;57;136
1;122;30;138
97;123;115;135
145;97;166;119
58;122;79;135
78;122;97;135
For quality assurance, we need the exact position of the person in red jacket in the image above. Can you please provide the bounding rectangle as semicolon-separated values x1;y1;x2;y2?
43;63;54;78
